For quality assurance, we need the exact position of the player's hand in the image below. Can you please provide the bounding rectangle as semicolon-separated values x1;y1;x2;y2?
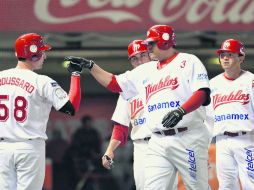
66;60;84;76
64;56;95;70
162;107;186;128
102;154;114;170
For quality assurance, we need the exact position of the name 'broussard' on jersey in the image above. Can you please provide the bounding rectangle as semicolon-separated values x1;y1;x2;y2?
0;68;69;141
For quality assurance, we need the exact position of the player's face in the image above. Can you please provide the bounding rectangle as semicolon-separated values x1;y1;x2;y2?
147;41;159;60
219;51;242;71
147;41;170;61
32;52;46;70
130;52;150;68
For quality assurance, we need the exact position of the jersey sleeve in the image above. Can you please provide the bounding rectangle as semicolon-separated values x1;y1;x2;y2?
116;70;139;100
111;95;131;127
37;75;69;111
187;55;210;92
115;61;157;100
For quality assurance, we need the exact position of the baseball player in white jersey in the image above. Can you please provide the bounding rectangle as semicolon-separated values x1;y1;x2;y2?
65;24;211;190
207;39;254;190
0;33;83;190
102;40;177;190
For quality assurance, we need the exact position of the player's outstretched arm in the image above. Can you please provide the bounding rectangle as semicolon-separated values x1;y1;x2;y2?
59;61;83;116
90;63;116;88
64;56;115;88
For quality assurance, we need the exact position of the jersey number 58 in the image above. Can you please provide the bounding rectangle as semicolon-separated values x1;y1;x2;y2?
0;95;27;122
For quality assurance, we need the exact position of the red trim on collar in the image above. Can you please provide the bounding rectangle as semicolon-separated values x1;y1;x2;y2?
157;53;179;69
223;73;235;81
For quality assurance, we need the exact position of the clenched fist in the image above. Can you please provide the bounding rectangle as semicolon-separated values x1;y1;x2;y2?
102;155;114;170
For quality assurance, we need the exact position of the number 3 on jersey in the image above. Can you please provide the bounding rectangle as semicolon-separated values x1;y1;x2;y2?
0;95;27;122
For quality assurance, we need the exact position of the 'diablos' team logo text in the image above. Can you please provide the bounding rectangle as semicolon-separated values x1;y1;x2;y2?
212;90;249;109
145;75;179;103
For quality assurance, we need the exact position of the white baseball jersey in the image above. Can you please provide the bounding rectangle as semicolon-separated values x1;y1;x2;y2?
111;94;151;140
116;53;210;132
209;71;254;136
0;68;69;141
111;95;153;190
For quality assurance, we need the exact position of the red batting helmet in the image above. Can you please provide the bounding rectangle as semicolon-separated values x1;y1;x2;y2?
216;39;245;56
15;33;52;61
144;25;176;50
128;40;148;59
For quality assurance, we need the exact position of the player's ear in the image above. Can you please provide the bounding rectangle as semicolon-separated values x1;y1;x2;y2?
239;55;245;64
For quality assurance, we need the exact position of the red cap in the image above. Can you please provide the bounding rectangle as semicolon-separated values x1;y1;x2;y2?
127;40;148;59
216;39;245;55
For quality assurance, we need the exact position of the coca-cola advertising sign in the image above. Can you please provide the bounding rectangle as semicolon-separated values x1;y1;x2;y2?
1;0;254;32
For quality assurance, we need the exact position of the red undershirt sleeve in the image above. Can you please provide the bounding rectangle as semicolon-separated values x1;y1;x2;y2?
111;123;129;146
107;75;122;92
181;89;207;114
68;75;81;112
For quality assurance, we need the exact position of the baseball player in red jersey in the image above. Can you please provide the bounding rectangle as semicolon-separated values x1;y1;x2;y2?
207;39;254;189
0;33;83;190
65;24;211;190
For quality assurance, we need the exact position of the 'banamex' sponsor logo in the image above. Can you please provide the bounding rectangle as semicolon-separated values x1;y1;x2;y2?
145;76;179;103
212;90;250;109
32;0;254;31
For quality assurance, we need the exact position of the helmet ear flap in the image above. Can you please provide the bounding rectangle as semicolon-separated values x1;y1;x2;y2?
157;41;171;50
29;53;42;62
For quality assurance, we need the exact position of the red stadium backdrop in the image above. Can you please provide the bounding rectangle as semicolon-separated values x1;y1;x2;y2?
1;0;254;32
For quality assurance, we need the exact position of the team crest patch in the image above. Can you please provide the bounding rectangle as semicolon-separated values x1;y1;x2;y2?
51;82;59;87
55;88;67;99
